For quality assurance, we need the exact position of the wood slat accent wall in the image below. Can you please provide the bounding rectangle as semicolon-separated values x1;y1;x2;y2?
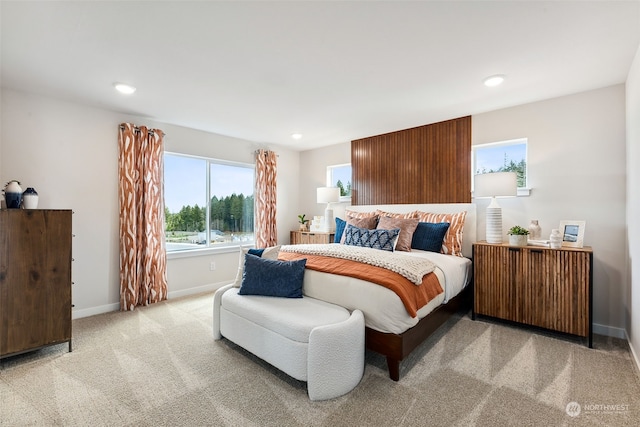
351;116;471;205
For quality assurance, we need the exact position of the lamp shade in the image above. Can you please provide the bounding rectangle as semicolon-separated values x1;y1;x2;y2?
317;187;340;204
474;172;518;198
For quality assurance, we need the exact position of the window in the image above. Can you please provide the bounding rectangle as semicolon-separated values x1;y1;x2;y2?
327;163;352;200
164;152;254;252
473;138;528;190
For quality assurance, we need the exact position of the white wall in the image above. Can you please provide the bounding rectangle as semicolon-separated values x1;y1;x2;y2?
473;85;627;336
298;142;351;224
0;89;300;318
626;44;640;366
1;89;127;316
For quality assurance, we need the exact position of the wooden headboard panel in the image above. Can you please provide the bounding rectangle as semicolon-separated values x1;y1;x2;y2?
350;116;471;205
342;203;477;258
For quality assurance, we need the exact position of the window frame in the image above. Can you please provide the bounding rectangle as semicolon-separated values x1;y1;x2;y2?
326;163;352;202
472;138;530;197
164;151;255;258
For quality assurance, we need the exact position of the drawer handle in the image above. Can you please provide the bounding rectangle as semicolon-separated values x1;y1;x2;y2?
530;249;543;253
508;247;520;252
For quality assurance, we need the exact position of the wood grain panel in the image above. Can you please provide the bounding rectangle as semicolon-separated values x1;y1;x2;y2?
351;116;471;205
0;210;72;357
473;242;592;342
289;231;335;244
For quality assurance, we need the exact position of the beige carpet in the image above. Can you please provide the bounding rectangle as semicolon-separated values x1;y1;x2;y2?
1;291;639;426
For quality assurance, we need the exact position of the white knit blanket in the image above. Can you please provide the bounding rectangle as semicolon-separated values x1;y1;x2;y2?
280;244;435;285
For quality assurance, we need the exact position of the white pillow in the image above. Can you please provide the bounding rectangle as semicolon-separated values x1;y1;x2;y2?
232;245;282;287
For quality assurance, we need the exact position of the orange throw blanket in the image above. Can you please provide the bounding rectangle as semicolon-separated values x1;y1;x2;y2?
278;252;443;318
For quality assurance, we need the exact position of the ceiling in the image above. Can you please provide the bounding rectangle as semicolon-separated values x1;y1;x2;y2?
2;1;639;151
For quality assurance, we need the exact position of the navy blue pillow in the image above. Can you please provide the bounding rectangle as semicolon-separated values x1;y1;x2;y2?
344;224;400;251
411;222;450;252
248;248;265;257
238;254;307;298
335;217;346;243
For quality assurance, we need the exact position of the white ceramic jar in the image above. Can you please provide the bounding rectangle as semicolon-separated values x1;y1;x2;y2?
22;187;39;209
550;229;563;249
528;220;542;240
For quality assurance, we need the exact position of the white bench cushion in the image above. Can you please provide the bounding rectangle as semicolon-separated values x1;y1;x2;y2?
221;288;350;343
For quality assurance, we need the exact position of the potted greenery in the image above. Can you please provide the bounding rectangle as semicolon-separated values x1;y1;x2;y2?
298;214;309;231
508;225;529;246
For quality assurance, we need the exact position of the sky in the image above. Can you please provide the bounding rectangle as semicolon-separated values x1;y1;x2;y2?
164;154;254;213
330;164;352;188
474;143;526;174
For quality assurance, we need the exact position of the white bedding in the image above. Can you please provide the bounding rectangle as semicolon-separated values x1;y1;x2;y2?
297;202;476;335
403;250;472;303
301;249;472;335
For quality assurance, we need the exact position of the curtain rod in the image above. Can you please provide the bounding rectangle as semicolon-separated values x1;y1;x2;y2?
119;124;165;137
254;149;278;157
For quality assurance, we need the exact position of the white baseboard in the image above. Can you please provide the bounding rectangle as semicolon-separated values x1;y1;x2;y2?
625;331;640;374
72;303;120;320
167;281;229;299
593;323;626;339
71;282;231;320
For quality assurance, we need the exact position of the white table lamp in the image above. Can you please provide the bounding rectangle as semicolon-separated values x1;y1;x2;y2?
317;187;340;232
474;172;517;244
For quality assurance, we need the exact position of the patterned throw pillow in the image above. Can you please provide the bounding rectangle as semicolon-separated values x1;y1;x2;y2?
339;215;379;243
344;224;400;252
411;222;451;253
375;209;419;219
415;211;467;257
233;245;281;287
376;216;419;252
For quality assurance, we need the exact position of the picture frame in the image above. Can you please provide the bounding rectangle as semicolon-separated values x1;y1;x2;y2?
558;220;586;248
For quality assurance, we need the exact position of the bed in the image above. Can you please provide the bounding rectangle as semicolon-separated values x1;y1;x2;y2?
279;203;476;381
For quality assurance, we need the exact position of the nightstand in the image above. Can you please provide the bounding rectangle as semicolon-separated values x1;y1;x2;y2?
290;230;335;244
472;241;593;347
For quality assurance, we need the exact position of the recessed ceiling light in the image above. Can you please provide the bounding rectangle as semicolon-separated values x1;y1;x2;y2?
483;75;505;87
114;82;136;95
291;133;302;140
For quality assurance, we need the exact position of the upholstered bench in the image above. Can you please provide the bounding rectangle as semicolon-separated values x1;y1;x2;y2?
213;283;365;401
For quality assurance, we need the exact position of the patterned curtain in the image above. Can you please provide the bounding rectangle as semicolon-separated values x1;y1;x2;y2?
118;123;168;311
255;149;277;247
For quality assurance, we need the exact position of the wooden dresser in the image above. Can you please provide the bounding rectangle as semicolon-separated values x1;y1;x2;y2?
0;209;73;358
472;241;592;347
290;230;335;245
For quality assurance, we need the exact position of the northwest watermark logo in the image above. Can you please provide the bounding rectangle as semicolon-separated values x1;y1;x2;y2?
566;401;630;417
566;402;581;417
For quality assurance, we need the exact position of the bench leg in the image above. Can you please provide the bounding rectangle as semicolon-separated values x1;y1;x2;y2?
307;310;365;401
212;284;235;340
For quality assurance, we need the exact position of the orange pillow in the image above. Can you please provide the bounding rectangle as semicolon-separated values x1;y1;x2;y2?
416;211;467;257
375;209;419;219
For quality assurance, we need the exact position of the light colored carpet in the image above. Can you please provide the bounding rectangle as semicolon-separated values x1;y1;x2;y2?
1;291;639;426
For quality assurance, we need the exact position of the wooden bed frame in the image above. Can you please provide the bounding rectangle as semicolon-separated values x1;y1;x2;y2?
342;203;477;381
365;285;471;381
